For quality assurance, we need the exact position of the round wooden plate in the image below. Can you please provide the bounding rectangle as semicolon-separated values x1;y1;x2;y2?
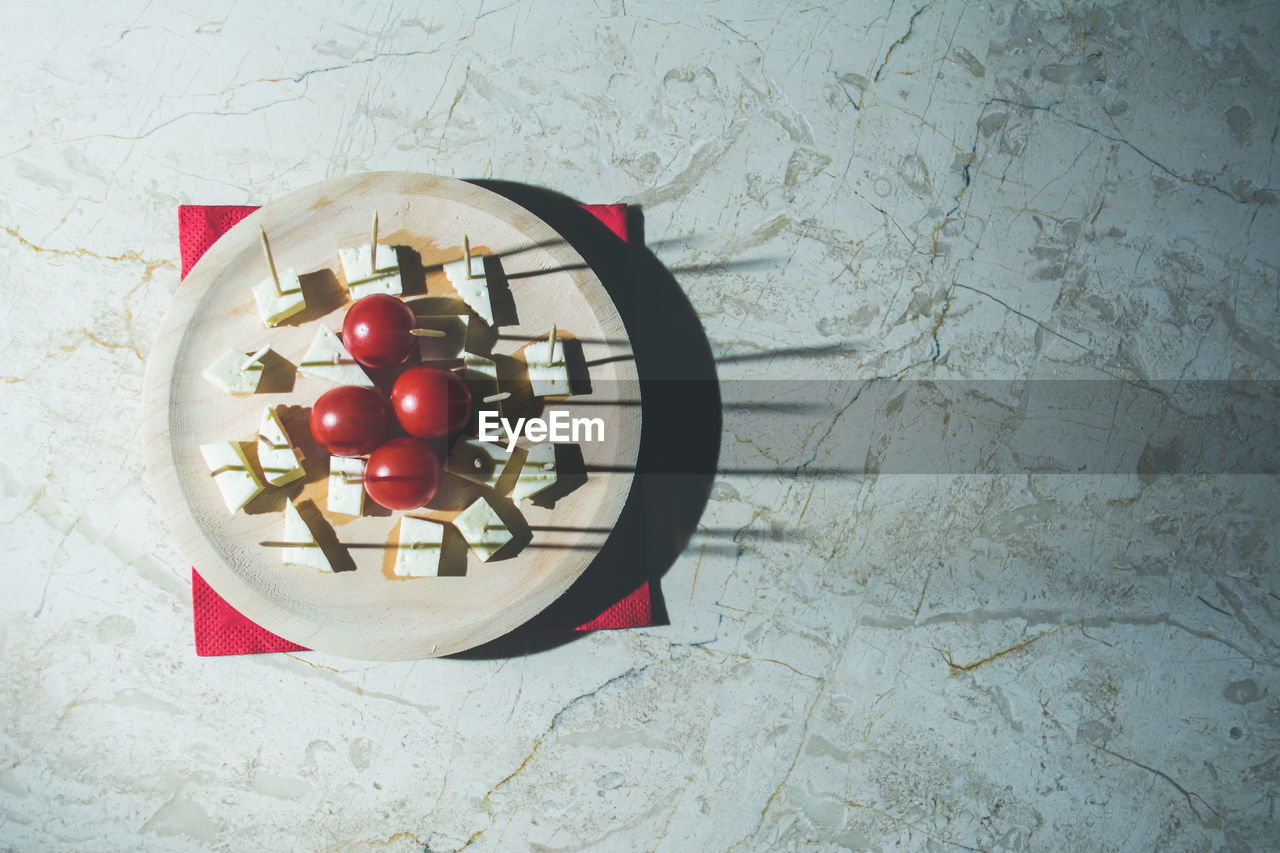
143;173;640;659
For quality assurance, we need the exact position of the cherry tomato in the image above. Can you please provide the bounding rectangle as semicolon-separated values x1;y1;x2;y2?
390;366;472;439
309;385;392;457
364;437;441;510
342;293;417;369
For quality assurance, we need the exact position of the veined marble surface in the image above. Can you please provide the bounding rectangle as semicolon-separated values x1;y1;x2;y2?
2;1;1278;850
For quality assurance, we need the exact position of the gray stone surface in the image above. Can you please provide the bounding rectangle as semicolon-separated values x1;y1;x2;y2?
0;1;1276;850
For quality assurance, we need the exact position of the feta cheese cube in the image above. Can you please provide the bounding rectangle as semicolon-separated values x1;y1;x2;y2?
523;337;571;397
443;254;494;325
327;455;365;517
282;500;333;572
252;267;306;327
463;353;503;416
453;496;512;562
203;347;266;395
393;516;446;577
256;406;305;486
339;244;402;300
445;439;513;489
200;441;264;514
298;325;373;387
511;443;558;501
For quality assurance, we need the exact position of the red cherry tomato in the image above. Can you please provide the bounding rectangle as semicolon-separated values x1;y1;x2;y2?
342;293;417;369
309;385;392;457
364;437;441;510
390;366;472;439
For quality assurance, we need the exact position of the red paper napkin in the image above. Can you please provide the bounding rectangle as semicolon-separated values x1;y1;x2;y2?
180;201;651;656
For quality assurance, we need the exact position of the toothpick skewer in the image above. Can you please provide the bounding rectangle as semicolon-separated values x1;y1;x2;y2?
483;391;511;403
548;324;557;358
370;212;379;274
463;235;472;280
260;228;281;295
240;346;270;372
409;328;447;337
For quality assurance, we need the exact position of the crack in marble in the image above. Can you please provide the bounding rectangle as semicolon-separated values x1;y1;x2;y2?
1093;744;1222;826
1196;595;1234;618
458;661;666;848
2;95;308;157
940;625;1064;673
352;828;427;849
1;225;173;271
1011;135;1099;222
440;62;473;137
650;689;720;851
82;329;144;362
951;282;1090;351
987;97;1277;205
1213;580;1280;653
257;657;431;716
279;652;342;673
286;50;437;86
728;678;828;851
874;2;937;83
696;645;824;682
855;607;1280;670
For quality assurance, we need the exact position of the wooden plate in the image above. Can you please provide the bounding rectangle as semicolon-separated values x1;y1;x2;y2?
143;173;640;659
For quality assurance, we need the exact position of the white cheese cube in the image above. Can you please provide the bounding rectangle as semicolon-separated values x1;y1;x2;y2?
393;516;446;577
445;440;513;489
523;338;571;397
327;455;365;517
443;255;494;325
282;500;333;572
257;406;305;486
463;353;503;416
200;441;264;514
511;443;558;501
464;352;499;383
202;347;266;395
453;496;512;562
298;326;373;387
339;244;403;300
252;267;306;327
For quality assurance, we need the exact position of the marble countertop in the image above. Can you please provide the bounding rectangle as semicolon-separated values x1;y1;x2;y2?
2;1;1277;850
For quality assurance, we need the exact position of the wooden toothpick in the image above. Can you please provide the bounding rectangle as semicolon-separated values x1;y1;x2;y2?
463;235;472;279
483;391;511;403
260;228;281;294
240;346;270;372
548;324;557;357
409;328;447;337
370;212;379;274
